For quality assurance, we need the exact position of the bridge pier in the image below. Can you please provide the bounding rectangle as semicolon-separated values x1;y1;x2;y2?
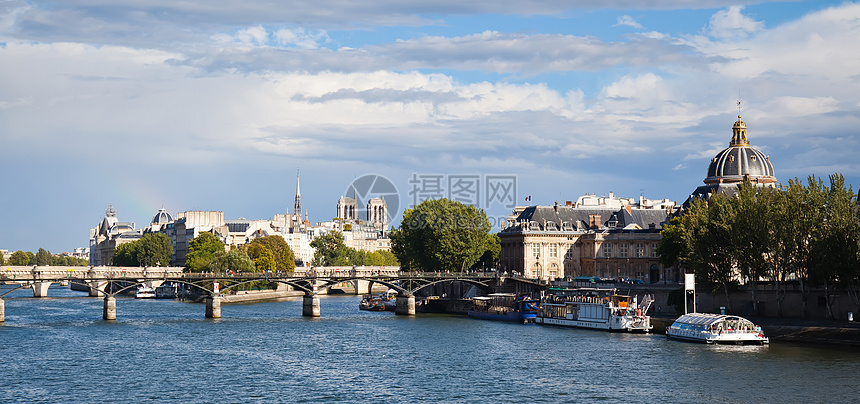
32;282;53;298
395;295;416;316
0;298;4;323
205;295;221;318
103;296;116;320
89;280;106;297
355;279;371;295
302;293;320;317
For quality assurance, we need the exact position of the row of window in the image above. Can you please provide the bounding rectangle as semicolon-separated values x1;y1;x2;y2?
599;243;654;258
519;242;657;259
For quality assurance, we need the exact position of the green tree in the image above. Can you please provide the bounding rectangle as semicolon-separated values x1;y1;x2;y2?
34;248;52;266
245;235;296;272
253;247;277;273
0;253;4;265
185;232;225;272
680;194;737;313
471;233;501;270
390;198;494;272
112;242;141;266
137;233;173;267
310;231;351;266
212;249;255;273
112;233;173;267
9;250;32;265
816;174;859;318
656;216;684;283
732;182;769;314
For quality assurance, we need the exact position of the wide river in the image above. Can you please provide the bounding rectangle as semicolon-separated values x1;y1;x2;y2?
1;285;858;403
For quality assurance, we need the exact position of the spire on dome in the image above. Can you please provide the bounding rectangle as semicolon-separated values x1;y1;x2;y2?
730;114;750;147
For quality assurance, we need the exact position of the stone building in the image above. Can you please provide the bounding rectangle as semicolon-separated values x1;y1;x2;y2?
89;205;142;266
499;194;675;282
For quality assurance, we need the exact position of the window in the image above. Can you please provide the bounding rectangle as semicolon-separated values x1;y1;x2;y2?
636;243;644;257
619;243;628;258
603;243;612;258
532;244;540;259
549;244;558;258
651;244;658;257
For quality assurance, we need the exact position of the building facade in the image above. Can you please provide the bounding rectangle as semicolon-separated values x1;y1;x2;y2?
499;194;675;282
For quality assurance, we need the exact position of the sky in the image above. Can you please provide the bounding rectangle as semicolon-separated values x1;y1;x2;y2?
1;0;859;253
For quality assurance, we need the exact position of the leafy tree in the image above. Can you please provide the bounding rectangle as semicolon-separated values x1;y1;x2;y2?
310;231;351;266
762;184;799;317
680;194;737;313
137;233;173;267
185;232;225;272
656;216;684;283
112;242;140;266
390;198;494;272
732;182;769;314
816;174;859;318
212;249;255;273
0;254;4;265
52;255;88;266
9;250;36;265
245;235;295;272
111;233;173;267
34;248;52;266
253;247;277;273
471;233;500;270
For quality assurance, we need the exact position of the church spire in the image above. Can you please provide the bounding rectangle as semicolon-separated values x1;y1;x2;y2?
294;169;302;216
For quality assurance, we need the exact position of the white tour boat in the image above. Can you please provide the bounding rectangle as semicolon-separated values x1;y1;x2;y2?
535;288;652;332
135;286;156;299
666;313;769;345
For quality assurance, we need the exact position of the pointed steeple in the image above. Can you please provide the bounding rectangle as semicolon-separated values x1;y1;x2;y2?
294;169;302;216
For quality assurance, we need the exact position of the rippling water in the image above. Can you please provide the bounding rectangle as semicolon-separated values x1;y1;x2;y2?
1;285;858;403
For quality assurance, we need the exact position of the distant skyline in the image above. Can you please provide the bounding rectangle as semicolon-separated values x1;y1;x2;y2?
1;1;858;252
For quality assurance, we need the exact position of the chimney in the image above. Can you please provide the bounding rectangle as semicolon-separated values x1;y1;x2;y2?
554;201;558;213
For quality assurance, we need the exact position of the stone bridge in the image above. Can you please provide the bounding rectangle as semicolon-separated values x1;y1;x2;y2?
0;265;542;322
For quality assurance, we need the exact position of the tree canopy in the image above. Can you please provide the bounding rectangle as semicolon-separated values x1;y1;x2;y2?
111;233;173;267
390;198;494;272
661;174;860;318
243;235;296;272
211;249;255;273
9;250;34;266
34;248;52;266
185;231;225;272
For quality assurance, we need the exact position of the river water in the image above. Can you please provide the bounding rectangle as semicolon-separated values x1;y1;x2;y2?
1;285;858;403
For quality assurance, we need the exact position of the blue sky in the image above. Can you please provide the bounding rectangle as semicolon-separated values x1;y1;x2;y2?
1;0;858;253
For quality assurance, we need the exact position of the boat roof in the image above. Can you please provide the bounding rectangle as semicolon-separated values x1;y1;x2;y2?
674;313;755;326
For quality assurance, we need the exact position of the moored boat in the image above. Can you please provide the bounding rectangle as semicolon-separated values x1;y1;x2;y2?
535;288;652;332
467;293;539;323
135;286;156;299
155;283;177;299
359;296;386;311
666;313;769;345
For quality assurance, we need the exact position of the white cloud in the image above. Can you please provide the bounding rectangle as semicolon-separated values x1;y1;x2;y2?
615;15;643;29
707;6;764;39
